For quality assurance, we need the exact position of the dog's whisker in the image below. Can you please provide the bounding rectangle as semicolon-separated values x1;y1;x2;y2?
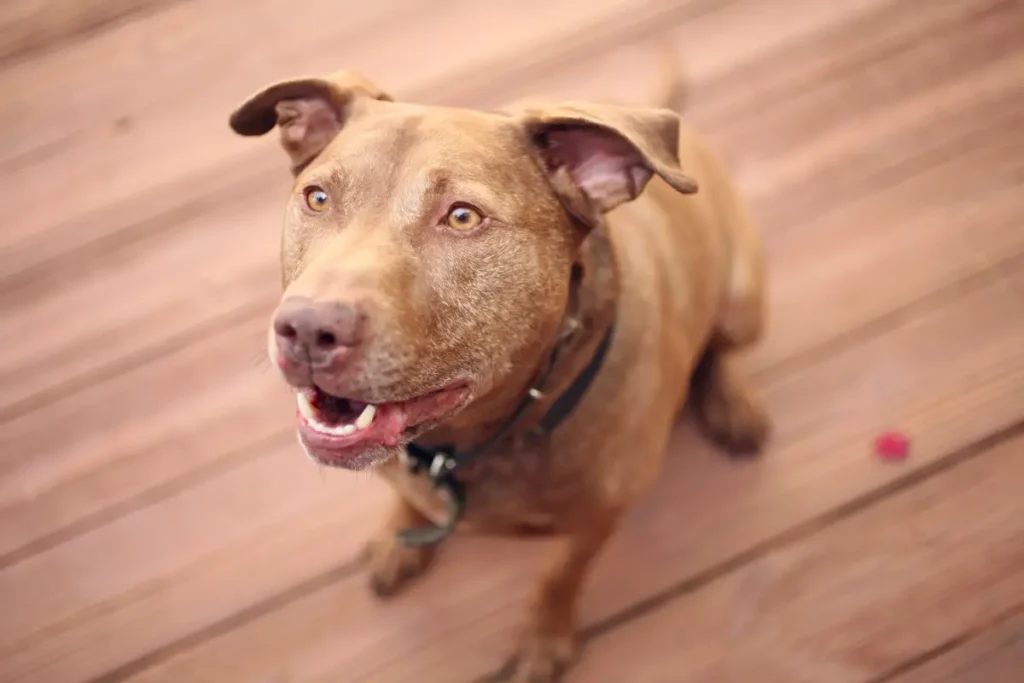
246;348;273;375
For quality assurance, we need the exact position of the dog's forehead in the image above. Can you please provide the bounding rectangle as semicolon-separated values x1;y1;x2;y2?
331;103;523;165
415;105;519;143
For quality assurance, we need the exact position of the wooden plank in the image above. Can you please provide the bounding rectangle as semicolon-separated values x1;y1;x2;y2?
3;0;1020;415
0;441;392;683
72;267;1024;683
889;612;1024;683
0;0;434;163
561;433;1024;683
0;174;283;417
0;0;176;63
0;315;287;564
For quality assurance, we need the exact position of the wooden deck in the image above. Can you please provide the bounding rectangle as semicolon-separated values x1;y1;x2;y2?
1;0;1023;681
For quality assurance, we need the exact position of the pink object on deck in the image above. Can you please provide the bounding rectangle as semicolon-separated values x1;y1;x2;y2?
874;431;910;461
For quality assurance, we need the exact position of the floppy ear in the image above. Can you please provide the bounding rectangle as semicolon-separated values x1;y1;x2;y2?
516;101;697;222
229;70;392;174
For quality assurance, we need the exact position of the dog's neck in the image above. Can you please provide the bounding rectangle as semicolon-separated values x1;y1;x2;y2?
419;224;619;453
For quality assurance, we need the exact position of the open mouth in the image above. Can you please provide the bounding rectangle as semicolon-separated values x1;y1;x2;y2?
295;383;470;469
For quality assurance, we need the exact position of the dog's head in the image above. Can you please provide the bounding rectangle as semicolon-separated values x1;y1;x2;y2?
230;70;696;469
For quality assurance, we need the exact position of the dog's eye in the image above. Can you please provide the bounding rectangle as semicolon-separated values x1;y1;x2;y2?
304;186;329;212
445;204;485;232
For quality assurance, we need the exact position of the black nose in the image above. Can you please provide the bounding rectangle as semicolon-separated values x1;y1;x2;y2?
272;296;366;366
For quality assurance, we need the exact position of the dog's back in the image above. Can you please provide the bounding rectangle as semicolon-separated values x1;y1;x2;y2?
606;53;766;399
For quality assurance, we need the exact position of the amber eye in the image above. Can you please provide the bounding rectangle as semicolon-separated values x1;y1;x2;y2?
304;186;329;212
445;205;484;231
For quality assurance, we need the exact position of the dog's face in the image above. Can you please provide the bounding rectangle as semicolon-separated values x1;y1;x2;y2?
230;71;696;469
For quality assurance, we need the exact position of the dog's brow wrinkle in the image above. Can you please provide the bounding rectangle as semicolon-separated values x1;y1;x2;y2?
425;167;450;189
325;165;348;189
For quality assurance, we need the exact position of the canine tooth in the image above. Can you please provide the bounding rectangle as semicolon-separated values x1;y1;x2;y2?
355;404;377;430
297;391;317;422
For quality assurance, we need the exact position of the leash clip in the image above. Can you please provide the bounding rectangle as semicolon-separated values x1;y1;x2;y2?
403;443;457;482
429;452;456;479
397;443;466;548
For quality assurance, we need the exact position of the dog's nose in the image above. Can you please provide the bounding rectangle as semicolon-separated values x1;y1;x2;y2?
272;296;366;366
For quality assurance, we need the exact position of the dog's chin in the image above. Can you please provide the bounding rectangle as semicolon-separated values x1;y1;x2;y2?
292;381;471;470
297;438;401;471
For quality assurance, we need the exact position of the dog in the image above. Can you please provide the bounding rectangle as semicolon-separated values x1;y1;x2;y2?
229;54;770;682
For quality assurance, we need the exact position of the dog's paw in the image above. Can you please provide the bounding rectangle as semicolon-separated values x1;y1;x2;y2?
362;534;437;599
500;632;577;683
699;382;771;456
693;355;771;456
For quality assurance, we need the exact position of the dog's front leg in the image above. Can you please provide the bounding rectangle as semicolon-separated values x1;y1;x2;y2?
509;513;619;683
363;492;441;598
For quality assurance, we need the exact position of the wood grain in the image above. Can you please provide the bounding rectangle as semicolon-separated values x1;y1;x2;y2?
0;0;178;64
888;612;1024;683
564;433;1024;683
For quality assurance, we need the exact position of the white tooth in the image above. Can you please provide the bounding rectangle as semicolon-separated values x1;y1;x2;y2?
312;422;352;437
297;392;317;422
355;404;377;430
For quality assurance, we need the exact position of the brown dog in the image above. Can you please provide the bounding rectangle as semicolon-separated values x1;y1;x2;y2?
229;58;769;682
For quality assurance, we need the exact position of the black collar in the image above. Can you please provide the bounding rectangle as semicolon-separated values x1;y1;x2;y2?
396;318;616;547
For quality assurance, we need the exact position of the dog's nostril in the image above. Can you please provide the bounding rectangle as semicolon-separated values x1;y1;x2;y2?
275;321;298;339
316;330;337;348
